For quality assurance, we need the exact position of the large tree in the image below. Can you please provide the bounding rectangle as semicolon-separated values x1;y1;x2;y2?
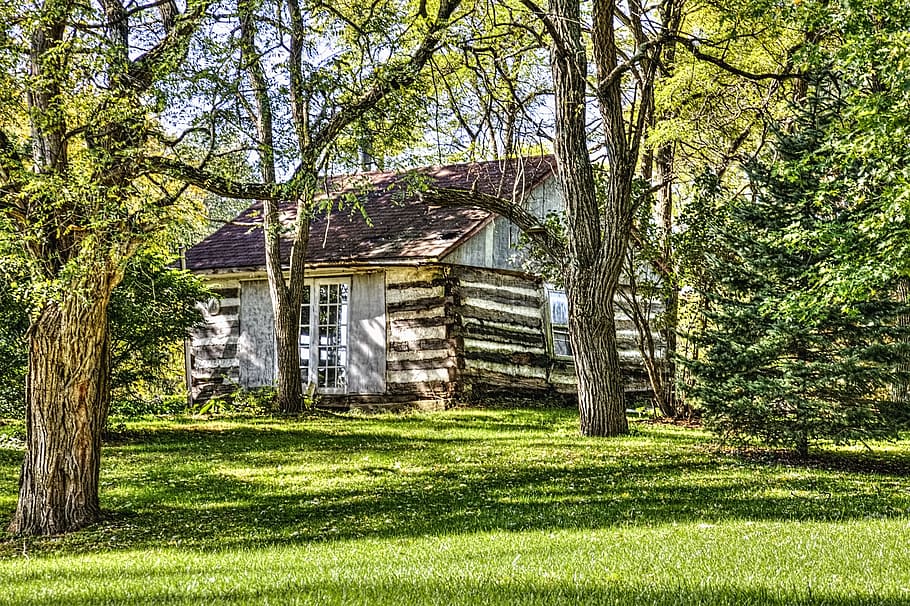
0;253;211;417
154;0;465;412
423;0;680;435
0;0;209;535
684;0;910;452
420;0;783;434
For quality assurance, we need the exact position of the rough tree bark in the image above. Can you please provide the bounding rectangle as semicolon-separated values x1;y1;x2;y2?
9;272;117;535
2;0;207;535
547;0;648;435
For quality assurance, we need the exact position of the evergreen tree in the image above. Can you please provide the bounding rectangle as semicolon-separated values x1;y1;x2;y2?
688;98;910;455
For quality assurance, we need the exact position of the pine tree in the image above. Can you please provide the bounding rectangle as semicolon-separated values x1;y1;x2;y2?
688;99;910;455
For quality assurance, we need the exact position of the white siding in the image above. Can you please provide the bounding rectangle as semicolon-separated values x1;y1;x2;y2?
238;279;276;388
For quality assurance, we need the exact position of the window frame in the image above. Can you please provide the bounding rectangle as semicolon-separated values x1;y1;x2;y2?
545;287;573;360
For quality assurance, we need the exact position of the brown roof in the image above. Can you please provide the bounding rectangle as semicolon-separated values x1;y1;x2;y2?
184;155;556;272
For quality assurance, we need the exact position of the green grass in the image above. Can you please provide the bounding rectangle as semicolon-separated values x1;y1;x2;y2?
1;407;909;605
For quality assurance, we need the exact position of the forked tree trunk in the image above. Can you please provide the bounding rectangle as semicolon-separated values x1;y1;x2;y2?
550;0;632;437
239;0;304;413
8;279;114;535
568;270;629;436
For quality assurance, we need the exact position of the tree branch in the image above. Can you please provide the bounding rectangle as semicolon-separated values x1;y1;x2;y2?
674;35;800;82
143;156;286;200
305;0;462;156
517;0;568;58
126;0;209;90
417;186;566;261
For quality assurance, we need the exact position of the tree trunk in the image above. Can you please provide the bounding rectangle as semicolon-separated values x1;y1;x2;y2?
8;277;114;535
569;269;629;436
273;288;304;413
892;278;910;404
239;0;304;413
655;141;679;417
549;0;632;436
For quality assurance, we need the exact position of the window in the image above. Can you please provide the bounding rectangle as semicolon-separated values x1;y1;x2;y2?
546;288;572;358
299;278;350;393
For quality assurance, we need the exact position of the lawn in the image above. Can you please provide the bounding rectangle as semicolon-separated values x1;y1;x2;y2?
1;407;909;605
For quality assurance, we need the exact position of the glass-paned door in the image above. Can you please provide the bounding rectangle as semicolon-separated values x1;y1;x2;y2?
316;282;349;391
299;279;349;393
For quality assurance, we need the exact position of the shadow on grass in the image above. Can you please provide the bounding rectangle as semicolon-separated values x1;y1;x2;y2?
2;410;909;555
732;448;910;476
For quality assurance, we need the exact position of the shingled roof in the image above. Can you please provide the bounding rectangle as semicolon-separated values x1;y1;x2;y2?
184;155;556;272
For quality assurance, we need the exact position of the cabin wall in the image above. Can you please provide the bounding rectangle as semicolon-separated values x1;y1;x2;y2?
446;265;660;400
189;281;241;401
448;266;552;397
188;263;661;407
384;266;458;403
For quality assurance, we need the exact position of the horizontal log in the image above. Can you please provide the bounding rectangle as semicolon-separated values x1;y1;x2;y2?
388;348;455;362
451;266;542;290
389;324;448;343
459;316;541;336
463;358;548;379
387;380;455;396
388;367;453;384
458;296;542;321
386;296;451;315
453;285;542;309
455;304;541;329
390;315;453;329
461;368;549;390
389;338;455;353
386;285;445;305
462;337;546;356
317;394;450;409
552;383;577;394
387;356;456;371
386;277;449;290
548;370;577;386
464;349;551;368
453;324;543;348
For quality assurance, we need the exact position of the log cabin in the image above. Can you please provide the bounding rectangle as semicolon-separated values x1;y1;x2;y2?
182;156;655;409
